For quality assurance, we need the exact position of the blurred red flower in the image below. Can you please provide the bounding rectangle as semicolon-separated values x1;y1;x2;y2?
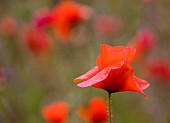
128;28;156;61
147;58;170;83
78;97;108;123
74;44;150;97
21;24;52;55
33;7;52;28
36;1;92;42
0;15;17;37
94;16;123;37
42;101;69;123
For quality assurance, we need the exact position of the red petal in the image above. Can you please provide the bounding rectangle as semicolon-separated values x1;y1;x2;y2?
96;44;136;69
134;76;150;99
92;63;149;98
134;76;150;90
77;67;111;87
126;47;136;63
116;65;148;98
77;61;125;87
74;66;99;82
117;69;149;98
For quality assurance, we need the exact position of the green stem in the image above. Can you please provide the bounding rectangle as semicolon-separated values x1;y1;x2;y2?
108;92;112;123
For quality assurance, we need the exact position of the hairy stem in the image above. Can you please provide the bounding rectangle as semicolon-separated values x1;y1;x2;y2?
108;92;112;123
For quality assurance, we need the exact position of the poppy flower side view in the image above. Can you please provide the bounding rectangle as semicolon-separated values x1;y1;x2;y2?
74;44;150;98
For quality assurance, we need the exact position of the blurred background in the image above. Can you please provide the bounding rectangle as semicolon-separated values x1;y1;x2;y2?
0;0;170;123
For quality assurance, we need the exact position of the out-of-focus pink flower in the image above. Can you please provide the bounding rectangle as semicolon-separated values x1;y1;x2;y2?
0;15;17;37
21;24;52;55
94;16;123;37
78;97;108;123
36;1;92;42
141;0;158;4
33;7;52;28
128;28;156;61
42;101;69;123
147;58;170;83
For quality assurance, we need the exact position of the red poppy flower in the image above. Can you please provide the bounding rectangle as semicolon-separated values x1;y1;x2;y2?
0;15;17;37
74;44;150;97
21;24;52;55
78;97;108;123
147;58;170;83
128;28;156;61
36;1;92;41
42;101;69;123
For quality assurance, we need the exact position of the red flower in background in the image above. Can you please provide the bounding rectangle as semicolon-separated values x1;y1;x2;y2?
33;7;52;28
128;28;156;61
78;97;108;123
42;101;69;123
94;15;123;37
21;24;52;55
0;15;17;37
147;58;170;83
36;1;92;41
74;44;150;98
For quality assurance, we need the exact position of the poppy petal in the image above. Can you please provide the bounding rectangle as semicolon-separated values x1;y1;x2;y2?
116;67;149;98
116;66;148;97
77;67;111;87
77;61;125;87
119;68;149;98
126;47;136;63
93;63;136;91
92;63;148;97
96;44;136;69
74;66;99;82
134;76;150;91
